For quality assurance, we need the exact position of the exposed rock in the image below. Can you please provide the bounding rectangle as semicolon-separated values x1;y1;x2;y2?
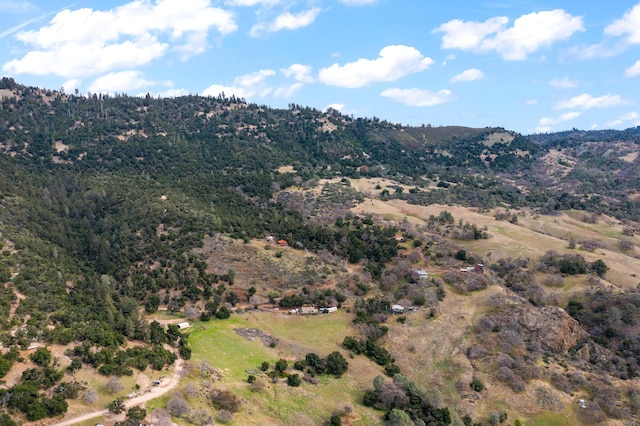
486;305;588;354
466;343;489;359
576;344;590;361
535;386;565;411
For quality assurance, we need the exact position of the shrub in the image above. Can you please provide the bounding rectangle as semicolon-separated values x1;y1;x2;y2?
216;306;231;319
209;389;242;412
287;374;301;387
167;393;190;417
107;377;124;394
216;409;233;424
326;351;349;377
470;377;484;392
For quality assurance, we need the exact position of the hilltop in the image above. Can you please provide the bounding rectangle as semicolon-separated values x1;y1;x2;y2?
0;78;639;425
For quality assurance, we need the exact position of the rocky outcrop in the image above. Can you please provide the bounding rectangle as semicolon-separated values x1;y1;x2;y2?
488;305;588;354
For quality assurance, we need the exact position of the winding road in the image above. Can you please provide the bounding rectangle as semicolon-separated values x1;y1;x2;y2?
51;358;184;426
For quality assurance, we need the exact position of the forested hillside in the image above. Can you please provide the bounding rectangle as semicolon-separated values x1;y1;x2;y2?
1;78;640;425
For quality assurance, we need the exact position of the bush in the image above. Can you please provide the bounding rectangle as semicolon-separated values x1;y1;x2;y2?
30;347;52;367
216;306;231;319
326;351;349;377
209;389;242;412
470;377;484;392
287;373;301;387
216;409;233;424
167;393;190;417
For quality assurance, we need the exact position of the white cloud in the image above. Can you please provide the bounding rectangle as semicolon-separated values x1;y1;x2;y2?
621;111;640;120
555;93;631;110
326;103;345;112
527;99;539;105
433;10;583;60
575;4;640;59
450;68;484;83
0;0;37;14
226;0;281;6
538;111;581;127
3;0;237;78
273;82;303;97
202;69;275;99
433;16;508;50
339;0;377;5
251;7;320;36
319;45;433;88
281;64;314;83
625;60;640;77
61;79;82;93
380;88;453;107
549;77;577;88
152;88;190;97
605;3;640;44
89;70;166;93
607;111;640;127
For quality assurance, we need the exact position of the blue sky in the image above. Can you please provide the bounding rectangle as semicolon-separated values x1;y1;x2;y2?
1;0;640;134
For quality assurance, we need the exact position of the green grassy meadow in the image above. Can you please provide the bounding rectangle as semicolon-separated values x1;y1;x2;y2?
186;311;384;425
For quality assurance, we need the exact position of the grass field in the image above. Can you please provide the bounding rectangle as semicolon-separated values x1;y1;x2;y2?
187;312;384;425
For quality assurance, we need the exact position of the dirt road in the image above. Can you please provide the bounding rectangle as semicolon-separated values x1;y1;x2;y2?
51;357;184;426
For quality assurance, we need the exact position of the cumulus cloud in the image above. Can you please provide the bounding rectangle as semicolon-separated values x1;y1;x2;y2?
226;0;281;6
605;3;640;44
625;60;640;77
281;64;314;83
535;111;580;132
326;103;345;112
555;93;631;110
433;16;508;50
319;45;433;88
573;4;640;59
339;0;378;5
152;88;190;97
450;68;484;83
202;69;275;99
2;0;237;78
607;111;640;127
433;10;584;60
549;77;577;88
273;82;303;97
61;79;82;93
250;7;320;36
380;88;453;107
89;70;168;93
539;111;581;127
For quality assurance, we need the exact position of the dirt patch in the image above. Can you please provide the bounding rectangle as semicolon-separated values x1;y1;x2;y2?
235;327;275;347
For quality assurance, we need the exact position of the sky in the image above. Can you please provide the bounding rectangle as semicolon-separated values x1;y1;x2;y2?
1;1;640;134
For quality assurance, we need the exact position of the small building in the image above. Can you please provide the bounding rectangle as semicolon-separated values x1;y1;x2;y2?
320;307;338;314
391;304;405;314
416;269;428;280
277;239;288;246
393;235;405;242
265;235;275;243
461;264;484;274
176;322;190;329
300;306;318;315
